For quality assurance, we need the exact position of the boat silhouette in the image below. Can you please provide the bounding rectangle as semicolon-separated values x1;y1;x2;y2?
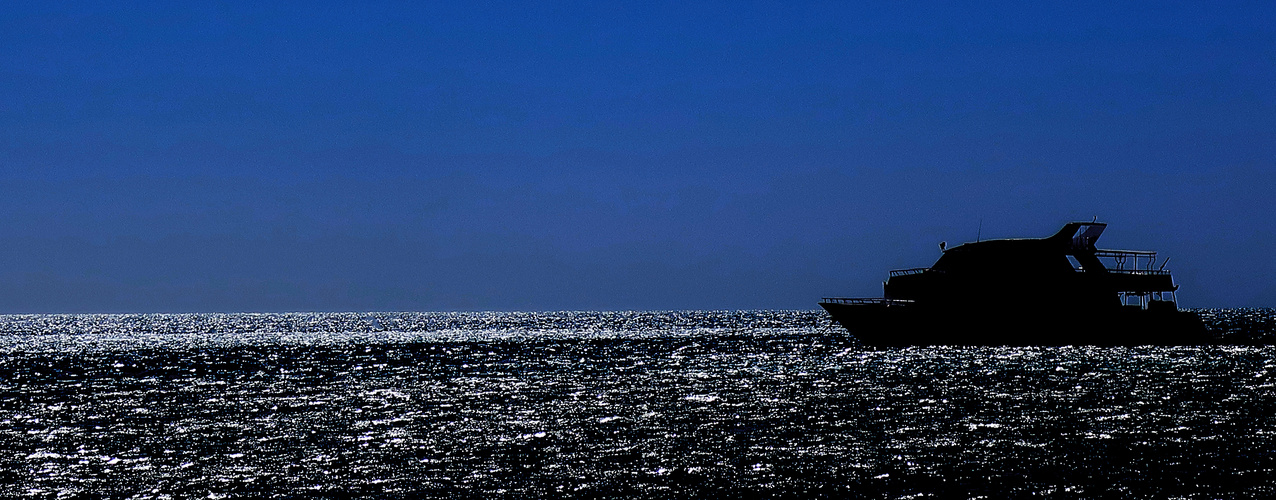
819;221;1211;346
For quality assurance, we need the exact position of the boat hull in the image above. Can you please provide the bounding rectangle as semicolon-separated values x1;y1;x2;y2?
819;301;1211;347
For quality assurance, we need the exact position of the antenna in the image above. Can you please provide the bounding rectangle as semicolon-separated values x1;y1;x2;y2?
976;218;983;242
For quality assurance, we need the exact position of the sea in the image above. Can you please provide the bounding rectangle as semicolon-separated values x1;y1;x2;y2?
1;309;1274;499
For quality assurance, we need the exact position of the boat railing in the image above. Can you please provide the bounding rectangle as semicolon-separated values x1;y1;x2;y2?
1094;248;1164;273
820;297;915;305
888;268;934;277
1074;269;1171;275
1095;249;1157;258
1109;269;1171;275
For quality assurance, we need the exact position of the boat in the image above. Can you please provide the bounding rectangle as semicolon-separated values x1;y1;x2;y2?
819;221;1211;346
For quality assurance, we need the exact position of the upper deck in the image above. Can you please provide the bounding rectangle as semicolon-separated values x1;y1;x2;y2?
883;221;1181;306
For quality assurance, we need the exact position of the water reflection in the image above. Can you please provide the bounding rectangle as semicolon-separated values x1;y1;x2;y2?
0;310;1272;498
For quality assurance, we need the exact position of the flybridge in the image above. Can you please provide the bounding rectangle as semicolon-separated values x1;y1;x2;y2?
1062;221;1172;274
1057;222;1179;307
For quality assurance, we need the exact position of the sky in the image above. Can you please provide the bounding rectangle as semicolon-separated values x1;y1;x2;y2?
1;1;1273;312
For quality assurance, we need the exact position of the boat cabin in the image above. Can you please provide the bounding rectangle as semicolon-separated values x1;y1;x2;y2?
882;222;1179;310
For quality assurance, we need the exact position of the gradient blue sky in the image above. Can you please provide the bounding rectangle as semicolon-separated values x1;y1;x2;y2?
2;1;1273;312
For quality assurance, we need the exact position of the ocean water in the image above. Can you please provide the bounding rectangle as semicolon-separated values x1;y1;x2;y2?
1;309;1274;499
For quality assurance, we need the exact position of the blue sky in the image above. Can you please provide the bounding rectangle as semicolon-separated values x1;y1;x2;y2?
1;1;1273;312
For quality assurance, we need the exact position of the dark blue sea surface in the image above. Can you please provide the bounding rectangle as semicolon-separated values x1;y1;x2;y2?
1;309;1274;499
